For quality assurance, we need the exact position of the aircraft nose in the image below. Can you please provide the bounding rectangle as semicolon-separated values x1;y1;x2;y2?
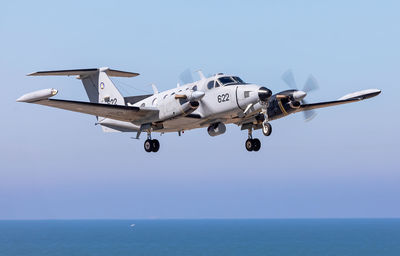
258;87;272;101
293;90;307;100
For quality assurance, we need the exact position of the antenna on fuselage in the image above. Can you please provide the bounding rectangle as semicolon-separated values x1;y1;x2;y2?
151;83;159;94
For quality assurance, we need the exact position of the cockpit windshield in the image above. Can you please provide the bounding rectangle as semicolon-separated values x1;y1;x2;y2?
232;76;244;83
218;76;245;86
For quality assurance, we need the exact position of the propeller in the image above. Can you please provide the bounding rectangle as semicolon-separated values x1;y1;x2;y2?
281;69;319;121
179;68;194;85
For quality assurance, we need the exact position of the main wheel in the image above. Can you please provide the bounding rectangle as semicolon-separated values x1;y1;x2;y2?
144;139;153;152
262;122;272;136
245;139;254;151
252;138;261;151
152;139;160;152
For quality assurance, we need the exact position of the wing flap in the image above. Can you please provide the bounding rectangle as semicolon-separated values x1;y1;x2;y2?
34;99;158;123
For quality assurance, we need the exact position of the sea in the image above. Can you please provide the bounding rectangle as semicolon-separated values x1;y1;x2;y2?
0;219;399;256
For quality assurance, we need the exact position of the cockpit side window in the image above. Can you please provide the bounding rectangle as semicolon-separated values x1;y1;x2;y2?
207;80;214;89
218;76;235;86
215;80;221;87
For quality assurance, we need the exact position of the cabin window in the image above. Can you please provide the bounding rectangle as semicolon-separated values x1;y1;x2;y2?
192;85;197;91
207;81;214;89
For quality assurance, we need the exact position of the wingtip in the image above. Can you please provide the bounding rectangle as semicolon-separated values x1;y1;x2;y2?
16;88;58;103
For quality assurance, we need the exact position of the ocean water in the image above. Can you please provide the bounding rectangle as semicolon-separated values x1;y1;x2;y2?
0;219;399;256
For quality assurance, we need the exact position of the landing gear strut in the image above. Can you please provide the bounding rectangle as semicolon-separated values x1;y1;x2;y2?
144;133;160;153
245;129;261;152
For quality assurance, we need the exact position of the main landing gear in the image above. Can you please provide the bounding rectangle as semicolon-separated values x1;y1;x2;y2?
144;139;160;152
144;133;160;153
245;122;272;152
246;137;261;152
245;127;261;152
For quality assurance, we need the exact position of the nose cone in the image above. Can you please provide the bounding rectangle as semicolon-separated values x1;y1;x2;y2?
293;90;307;100
258;87;272;101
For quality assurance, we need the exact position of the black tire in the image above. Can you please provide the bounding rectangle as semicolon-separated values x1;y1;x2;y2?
144;139;153;152
262;123;272;136
252;138;261;151
245;139;254;151
152;139;160;152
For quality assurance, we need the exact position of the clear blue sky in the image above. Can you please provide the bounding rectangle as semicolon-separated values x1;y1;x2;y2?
1;0;399;219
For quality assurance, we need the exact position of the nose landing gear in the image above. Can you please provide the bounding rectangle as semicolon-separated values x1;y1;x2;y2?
262;122;272;136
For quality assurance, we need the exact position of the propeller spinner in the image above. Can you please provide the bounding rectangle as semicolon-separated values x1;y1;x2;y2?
281;69;319;121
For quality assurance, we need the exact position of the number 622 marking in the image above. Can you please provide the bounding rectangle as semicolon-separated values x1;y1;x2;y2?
217;93;230;103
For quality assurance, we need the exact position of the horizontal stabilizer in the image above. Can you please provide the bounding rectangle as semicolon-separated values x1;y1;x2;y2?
27;67;139;78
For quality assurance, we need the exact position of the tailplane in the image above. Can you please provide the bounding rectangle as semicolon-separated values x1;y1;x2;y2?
28;67;140;132
28;67;139;105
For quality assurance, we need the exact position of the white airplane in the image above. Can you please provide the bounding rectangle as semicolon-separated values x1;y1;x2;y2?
17;67;381;152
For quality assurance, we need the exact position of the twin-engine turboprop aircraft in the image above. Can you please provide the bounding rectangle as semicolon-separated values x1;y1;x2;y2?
17;67;381;152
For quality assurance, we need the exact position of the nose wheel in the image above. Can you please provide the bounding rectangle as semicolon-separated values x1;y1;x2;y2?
262;122;272;136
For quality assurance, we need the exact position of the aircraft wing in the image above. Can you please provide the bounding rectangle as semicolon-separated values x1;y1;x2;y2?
298;89;381;112
35;99;158;123
17;89;158;123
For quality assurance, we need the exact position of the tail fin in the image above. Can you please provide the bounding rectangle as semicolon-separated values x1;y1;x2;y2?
28;67;139;105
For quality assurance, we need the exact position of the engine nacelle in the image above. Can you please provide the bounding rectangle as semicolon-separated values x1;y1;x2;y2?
288;100;301;109
207;122;226;137
158;97;199;120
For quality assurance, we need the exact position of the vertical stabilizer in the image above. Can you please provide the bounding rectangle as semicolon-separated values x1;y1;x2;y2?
97;67;125;105
80;67;125;105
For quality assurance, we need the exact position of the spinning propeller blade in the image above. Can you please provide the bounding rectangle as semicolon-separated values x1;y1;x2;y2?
281;69;297;89
301;99;317;121
281;69;320;121
303;75;319;93
179;69;194;84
